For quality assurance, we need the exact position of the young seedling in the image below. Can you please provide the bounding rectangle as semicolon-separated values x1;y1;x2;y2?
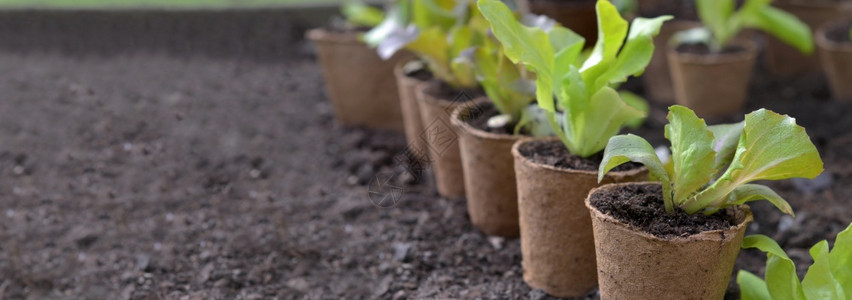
677;0;813;53
599;105;824;215
738;223;852;300
363;0;485;89
478;0;669;157
341;1;385;28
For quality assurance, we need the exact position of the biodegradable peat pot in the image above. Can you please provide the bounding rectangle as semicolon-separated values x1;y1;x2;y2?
450;101;525;237
817;20;852;100
525;0;598;46
586;182;754;300
306;28;411;132
394;60;432;160
668;39;758;118
642;20;700;104
511;139;648;297
764;0;852;76
415;81;481;198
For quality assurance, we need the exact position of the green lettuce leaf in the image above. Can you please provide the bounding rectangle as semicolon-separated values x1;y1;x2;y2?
737;270;772;300
737;0;813;54
342;2;385;27
665;105;717;205
686;109;823;213
830;224;852;294
708;121;744;172
802;241;846;300
742;234;805;300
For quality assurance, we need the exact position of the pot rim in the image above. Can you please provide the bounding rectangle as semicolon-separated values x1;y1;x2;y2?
450;100;528;142
510;138;647;178
305;27;361;44
816;19;852;52
668;38;759;65
585;181;754;243
415;79;480;108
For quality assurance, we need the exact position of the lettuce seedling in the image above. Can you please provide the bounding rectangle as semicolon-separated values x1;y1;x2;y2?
478;0;670;157
599;105;823;215
363;0;486;89
738;223;852;300
341;2;385;28
677;0;813;53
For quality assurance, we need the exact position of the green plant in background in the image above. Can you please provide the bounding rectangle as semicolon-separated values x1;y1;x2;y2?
341;1;385;28
478;0;669;157
599;105;823;215
363;0;485;89
738;223;852;300
676;0;813;53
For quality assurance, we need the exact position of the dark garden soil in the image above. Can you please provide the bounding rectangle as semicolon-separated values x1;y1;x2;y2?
589;184;738;238
462;102;515;135
518;139;641;172
0;10;850;300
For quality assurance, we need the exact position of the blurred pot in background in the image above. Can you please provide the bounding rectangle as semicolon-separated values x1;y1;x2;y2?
764;0;852;76
816;19;852;100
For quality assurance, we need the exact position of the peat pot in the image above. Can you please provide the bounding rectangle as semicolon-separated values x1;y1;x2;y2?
586;182;753;300
306;28;410;132
668;39;758;118
524;0;598;46
394;60;432;160
764;0;852;76
642;20;700;104
511;139;647;298
451;101;525;237
415;81;481;199
817;20;852;100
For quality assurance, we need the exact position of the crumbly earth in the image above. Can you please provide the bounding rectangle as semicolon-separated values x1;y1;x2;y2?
0;14;850;300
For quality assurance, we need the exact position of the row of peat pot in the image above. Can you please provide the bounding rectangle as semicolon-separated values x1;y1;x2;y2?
307;25;760;300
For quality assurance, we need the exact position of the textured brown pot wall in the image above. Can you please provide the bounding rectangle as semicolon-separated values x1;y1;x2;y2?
306;28;410;132
394;60;430;160
525;0;598;46
416;82;473;198
764;1;852;76
586;182;753;300
451;101;524;237
817;22;852;100
642;21;700;104
511;139;648;298
668;39;758;118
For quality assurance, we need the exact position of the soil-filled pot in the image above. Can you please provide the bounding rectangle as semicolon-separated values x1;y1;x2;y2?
524;0;598;46
416;81;481;198
642;20;700;104
668;39;758;118
817;20;852;100
306;28;411;132
451;101;525;237
586;182;753;300
764;0;852;76
394;60;432;160
511;139;648;298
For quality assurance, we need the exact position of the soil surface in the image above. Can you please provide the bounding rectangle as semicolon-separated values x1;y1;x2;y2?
589;183;738;238
461;102;516;135
676;43;748;55
0;10;850;300
825;20;852;43
518;139;641;172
